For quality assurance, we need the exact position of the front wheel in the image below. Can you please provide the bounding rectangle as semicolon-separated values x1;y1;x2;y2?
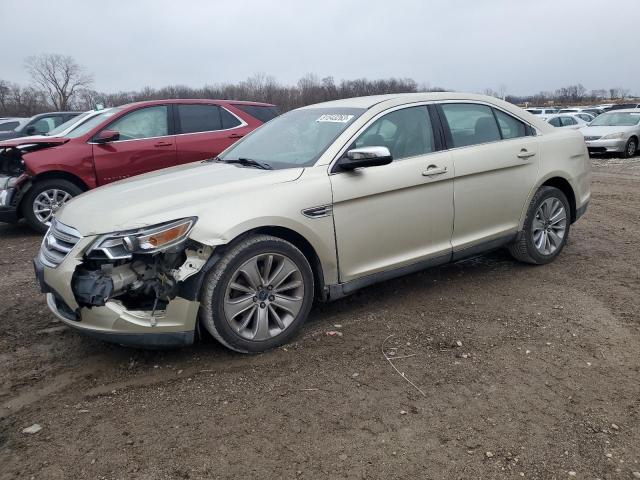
199;235;314;353
623;137;637;159
21;179;83;234
508;186;571;265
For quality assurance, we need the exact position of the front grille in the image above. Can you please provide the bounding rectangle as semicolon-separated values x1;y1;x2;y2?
584;136;601;141
39;218;82;268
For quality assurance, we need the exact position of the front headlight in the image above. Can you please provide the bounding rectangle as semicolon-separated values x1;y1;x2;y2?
601;132;625;140
88;217;197;259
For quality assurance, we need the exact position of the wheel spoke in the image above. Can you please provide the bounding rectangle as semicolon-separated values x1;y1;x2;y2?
268;304;285;330
274;279;302;293
547;229;562;248
268;258;298;289
272;293;302;316
238;258;263;289
237;306;256;331
224;294;255;320
229;281;254;295
252;306;270;341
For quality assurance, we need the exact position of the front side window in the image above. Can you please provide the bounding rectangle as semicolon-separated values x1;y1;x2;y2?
178;104;222;134
494;109;527;139
560;116;576;126
352;106;435;160
0;121;18;131
106;106;168;140
441;103;501;147
30;116;64;134
219;107;364;169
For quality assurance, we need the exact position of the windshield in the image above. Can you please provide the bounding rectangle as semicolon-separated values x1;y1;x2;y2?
62;108;122;139
219;107;365;169
46;111;92;136
589;112;640;127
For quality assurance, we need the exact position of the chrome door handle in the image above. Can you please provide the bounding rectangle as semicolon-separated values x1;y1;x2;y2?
517;149;536;159
154;141;173;147
422;165;448;176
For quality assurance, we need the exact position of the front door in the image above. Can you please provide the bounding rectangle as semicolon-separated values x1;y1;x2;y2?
92;105;177;185
330;105;454;283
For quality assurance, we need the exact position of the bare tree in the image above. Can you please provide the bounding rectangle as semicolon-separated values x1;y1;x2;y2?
25;54;93;110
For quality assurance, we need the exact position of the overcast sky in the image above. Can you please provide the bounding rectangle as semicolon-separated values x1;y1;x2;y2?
1;0;638;96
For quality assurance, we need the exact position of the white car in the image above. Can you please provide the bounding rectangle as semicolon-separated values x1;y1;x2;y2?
580;109;640;157
543;114;590;129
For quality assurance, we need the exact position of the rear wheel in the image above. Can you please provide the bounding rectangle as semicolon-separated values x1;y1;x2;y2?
199;235;314;353
508;186;571;265
21;179;83;233
623;137;637;158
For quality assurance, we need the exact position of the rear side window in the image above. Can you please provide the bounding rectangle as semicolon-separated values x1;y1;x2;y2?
0;121;19;131
493;109;527;139
233;104;280;123
560;116;576;126
107;106;168;140
220;108;242;129
353;106;435;160
548;117;562;127
440;103;501;147
177;104;221;134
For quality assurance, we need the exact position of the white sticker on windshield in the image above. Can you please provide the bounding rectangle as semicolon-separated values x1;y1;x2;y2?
317;114;354;123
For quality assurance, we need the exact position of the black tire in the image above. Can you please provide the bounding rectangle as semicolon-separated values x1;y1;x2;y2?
199;234;314;353
508;186;571;265
623;137;637;159
21;179;83;234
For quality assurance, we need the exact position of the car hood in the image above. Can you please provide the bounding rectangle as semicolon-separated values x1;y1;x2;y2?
580;125;637;136
0;136;69;149
56;161;304;236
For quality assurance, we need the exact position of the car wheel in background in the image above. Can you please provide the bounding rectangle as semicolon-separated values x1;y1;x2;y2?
508;186;571;265
21;179;83;234
623;137;637;158
199;234;314;353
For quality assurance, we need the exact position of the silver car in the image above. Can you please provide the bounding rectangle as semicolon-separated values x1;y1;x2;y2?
34;93;591;353
580;109;640;157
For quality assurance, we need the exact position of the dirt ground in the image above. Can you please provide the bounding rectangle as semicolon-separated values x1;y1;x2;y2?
0;158;639;480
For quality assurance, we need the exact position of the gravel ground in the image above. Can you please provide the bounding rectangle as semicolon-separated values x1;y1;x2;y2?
0;159;639;479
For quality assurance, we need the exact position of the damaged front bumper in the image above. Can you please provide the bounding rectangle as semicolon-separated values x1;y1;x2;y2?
34;221;211;348
0;175;23;223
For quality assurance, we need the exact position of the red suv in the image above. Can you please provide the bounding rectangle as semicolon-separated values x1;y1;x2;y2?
0;99;278;232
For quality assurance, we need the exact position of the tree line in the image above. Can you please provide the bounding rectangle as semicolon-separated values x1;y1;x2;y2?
0;54;635;117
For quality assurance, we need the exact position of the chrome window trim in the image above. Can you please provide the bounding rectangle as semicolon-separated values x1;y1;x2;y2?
327;100;541;173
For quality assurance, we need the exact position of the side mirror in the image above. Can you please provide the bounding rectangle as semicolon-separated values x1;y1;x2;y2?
94;129;120;144
25;125;37;135
336;146;393;171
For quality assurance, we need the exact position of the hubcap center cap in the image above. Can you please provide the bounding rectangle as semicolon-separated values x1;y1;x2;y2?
257;289;269;301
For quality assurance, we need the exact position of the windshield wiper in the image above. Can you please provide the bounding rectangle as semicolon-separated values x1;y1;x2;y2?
221;157;272;170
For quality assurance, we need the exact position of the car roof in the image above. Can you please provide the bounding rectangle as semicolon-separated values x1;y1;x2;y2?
118;98;276;109
606;108;640;113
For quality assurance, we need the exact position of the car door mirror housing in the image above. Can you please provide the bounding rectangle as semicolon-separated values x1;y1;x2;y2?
25;125;36;135
94;129;120;144
337;146;393;171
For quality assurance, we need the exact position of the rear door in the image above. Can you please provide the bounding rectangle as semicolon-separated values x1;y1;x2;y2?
92;105;177;184
174;104;253;163
437;102;540;253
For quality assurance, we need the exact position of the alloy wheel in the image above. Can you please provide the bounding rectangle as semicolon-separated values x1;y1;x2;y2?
223;253;304;341
532;197;567;255
33;189;73;226
628;140;637;158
